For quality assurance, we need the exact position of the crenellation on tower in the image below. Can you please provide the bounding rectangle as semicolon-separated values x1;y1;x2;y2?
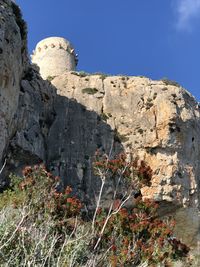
31;37;78;79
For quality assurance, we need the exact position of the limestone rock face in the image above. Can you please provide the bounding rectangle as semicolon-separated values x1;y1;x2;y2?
0;0;200;250
52;72;200;247
52;73;200;206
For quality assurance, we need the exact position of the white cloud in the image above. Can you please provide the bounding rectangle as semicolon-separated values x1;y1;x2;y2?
175;0;200;30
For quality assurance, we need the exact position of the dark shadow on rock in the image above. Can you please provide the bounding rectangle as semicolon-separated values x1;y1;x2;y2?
1;66;124;205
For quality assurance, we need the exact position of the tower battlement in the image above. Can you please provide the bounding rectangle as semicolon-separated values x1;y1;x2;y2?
31;37;78;79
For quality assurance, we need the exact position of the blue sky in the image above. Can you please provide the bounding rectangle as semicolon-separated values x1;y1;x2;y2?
17;0;200;100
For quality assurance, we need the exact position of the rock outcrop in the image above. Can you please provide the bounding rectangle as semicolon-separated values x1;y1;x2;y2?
51;72;200;248
0;0;28;177
0;0;200;251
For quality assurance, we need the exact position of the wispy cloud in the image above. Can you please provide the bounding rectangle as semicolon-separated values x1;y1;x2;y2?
175;0;200;30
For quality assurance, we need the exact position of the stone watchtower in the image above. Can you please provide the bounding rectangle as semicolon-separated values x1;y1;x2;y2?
31;37;78;79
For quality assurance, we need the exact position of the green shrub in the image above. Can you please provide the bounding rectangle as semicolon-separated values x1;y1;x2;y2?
91;152;190;266
78;71;89;77
71;71;89;77
82;87;98;95
46;75;56;82
100;113;109;121
0;165;82;266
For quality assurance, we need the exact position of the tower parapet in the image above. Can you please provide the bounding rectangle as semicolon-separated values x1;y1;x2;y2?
31;37;78;79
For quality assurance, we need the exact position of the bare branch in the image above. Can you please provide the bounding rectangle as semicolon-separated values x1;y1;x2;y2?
0;158;6;175
92;177;105;232
0;207;29;251
93;191;132;251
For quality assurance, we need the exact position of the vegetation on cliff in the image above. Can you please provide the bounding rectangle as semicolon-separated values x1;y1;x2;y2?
0;153;190;266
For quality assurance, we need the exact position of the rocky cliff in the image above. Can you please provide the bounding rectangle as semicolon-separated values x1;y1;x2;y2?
0;0;28;166
0;0;200;251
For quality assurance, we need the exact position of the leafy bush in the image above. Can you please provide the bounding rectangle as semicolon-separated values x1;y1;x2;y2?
90;152;190;266
71;71;89;77
0;165;82;266
94;199;189;266
100;112;109;121
0;155;190;266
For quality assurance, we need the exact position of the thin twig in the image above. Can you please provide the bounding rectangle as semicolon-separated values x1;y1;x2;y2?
57;216;78;267
92;141;115;232
0;159;6;175
42;234;59;267
92;177;105;232
0;208;29;250
93;191;132;251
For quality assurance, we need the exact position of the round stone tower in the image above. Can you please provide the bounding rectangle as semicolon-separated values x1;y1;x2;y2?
31;37;78;79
